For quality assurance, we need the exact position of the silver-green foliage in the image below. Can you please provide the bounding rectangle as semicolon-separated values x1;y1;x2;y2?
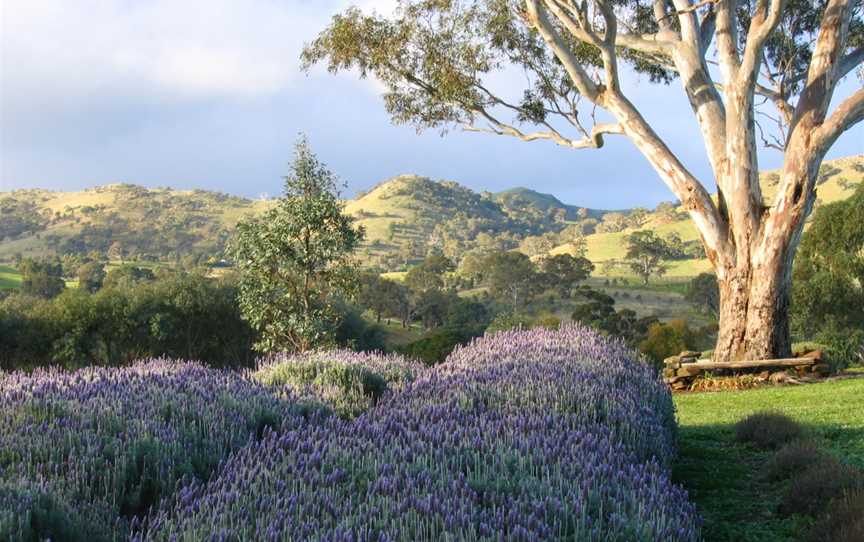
254;350;425;419
229;138;364;353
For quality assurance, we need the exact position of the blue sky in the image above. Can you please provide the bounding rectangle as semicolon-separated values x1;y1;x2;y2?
1;0;861;209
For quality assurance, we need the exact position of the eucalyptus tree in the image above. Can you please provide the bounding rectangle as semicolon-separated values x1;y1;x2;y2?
304;0;863;361
625;230;671;284
229;138;364;353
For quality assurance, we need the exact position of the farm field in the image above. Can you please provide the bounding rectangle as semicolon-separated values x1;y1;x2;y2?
0;264;22;289
674;377;864;542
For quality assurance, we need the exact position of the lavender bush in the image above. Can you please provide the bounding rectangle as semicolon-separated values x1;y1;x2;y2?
142;324;699;541
0;360;313;541
254;350;425;418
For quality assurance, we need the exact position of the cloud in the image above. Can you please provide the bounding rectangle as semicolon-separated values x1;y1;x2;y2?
0;0;324;102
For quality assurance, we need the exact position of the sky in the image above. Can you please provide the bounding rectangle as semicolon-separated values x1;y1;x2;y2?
1;0;862;210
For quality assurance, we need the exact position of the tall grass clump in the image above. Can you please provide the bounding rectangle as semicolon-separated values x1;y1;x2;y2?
0;360;311;541
254;350;425;418
141;324;699;541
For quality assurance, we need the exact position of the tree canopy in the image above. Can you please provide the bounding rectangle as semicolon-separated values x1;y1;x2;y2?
792;182;864;340
229;138;364;353
625;230;671;285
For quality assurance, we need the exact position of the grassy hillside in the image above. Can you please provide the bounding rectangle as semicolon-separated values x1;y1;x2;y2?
552;155;864;279
0;264;22;289
2;156;860;276
0;184;271;261
344;175;516;267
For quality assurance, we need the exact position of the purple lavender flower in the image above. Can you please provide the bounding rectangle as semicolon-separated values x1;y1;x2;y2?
141;325;700;541
0;359;310;541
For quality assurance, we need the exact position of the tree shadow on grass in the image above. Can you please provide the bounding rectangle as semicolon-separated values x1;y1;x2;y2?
672;423;864;542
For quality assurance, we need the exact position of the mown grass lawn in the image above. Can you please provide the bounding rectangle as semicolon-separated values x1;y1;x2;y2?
673;378;864;541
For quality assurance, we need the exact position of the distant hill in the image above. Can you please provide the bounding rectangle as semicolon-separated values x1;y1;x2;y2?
493;187;608;221
551;155;864;278
2;155;860;274
343;175;613;268
0;184;271;262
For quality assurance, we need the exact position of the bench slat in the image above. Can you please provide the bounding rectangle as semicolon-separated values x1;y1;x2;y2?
686;358;816;370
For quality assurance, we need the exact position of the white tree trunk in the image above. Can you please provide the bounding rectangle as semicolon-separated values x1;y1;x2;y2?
523;0;860;361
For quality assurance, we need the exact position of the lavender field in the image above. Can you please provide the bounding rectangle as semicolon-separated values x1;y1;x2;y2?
2;325;699;541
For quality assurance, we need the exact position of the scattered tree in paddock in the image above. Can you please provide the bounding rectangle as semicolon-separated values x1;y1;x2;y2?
625;230;671;285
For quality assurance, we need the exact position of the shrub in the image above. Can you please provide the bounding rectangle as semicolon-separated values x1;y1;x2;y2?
0;361;308;541
254;350;424;418
816;326;864;371
808;489;864;542
735;411;804;450
639;319;698;368
762;441;834;481
533;313;561;329
485;311;533;333
141;324;699;541
396;328;472;365
780;462;864;517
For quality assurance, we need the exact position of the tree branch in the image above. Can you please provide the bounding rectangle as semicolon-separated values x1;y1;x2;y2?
715;0;741;80
786;45;864;88
811;87;864;157
545;0;675;55
699;7;717;56
464;115;624;149
524;0;600;101
671;0;704;49
790;0;854;136
668;0;728;177
767;0;855;239
739;0;786;86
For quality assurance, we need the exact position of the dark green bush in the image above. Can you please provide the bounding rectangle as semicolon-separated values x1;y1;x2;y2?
780;462;864;517
638;319;699;368
734;412;804;450
808;489;864;542
0;483;94;542
762;441;833;481
397;328;471;366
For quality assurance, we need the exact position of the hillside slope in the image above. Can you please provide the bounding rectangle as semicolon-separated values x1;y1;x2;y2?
551;155;864;278
2;155;860;274
343;175;613;269
0;184;271;262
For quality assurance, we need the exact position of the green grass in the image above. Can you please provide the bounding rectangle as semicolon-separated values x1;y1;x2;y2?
673;378;864;541
0;264;22;289
378;319;424;346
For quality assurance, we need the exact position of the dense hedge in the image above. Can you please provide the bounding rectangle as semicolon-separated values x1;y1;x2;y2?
141;325;698;541
0;361;312;541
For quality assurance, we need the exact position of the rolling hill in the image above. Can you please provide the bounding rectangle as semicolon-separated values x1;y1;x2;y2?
0;184;271;262
344;175;613;268
2;155;861;275
551;155;864;277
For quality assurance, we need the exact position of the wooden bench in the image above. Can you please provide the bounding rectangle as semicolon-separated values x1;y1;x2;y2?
663;351;828;390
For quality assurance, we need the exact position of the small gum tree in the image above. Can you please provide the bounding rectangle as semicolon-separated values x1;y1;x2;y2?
303;0;863;361
229;137;364;353
626;230;671;284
